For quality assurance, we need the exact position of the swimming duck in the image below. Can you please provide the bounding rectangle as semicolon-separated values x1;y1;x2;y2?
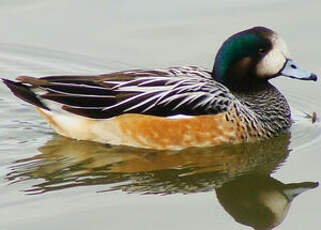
2;26;317;150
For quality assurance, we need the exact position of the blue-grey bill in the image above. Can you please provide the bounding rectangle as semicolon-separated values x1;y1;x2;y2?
280;59;317;81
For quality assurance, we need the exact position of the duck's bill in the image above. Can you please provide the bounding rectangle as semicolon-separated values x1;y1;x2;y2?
283;181;319;200
280;59;317;81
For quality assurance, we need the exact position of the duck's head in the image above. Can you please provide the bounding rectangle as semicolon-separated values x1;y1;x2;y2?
213;26;317;91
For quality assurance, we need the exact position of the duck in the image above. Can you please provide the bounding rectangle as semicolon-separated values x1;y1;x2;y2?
2;26;317;150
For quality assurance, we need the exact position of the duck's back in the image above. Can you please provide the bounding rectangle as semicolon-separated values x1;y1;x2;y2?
4;66;251;149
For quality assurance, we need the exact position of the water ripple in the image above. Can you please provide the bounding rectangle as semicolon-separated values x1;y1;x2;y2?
286;88;321;150
0;43;131;77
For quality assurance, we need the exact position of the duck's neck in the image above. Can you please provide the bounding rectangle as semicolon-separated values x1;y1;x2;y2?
234;82;291;136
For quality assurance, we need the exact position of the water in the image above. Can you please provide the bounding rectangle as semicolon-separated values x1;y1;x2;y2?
0;1;320;229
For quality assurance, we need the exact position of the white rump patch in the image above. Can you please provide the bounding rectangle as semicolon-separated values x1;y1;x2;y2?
166;114;193;119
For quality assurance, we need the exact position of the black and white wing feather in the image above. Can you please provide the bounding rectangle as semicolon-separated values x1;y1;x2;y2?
4;66;235;119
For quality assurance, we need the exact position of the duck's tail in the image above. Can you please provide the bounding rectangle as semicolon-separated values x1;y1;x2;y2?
2;78;49;110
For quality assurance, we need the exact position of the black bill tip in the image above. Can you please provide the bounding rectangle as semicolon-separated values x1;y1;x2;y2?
309;73;318;81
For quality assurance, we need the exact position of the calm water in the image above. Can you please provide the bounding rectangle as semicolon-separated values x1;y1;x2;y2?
0;1;320;229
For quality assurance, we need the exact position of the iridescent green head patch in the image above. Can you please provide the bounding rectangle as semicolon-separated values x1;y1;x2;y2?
213;29;271;83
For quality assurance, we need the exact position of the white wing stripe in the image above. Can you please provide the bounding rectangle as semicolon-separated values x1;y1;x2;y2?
38;87;114;98
45;82;109;90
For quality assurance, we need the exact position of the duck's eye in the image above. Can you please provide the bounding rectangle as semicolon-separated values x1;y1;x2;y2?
258;47;266;54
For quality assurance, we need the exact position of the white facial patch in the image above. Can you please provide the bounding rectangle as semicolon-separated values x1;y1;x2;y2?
256;35;290;77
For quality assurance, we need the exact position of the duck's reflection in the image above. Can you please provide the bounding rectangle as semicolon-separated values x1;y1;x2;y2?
6;133;318;229
216;174;317;230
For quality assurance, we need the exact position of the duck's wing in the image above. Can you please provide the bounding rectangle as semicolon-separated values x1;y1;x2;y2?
3;66;234;119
